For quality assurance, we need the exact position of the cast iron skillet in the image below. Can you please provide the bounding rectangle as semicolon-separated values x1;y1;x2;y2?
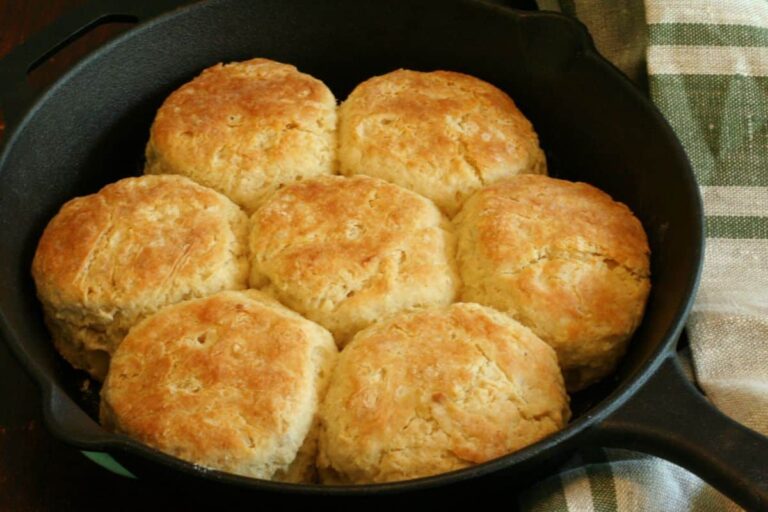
0;0;766;508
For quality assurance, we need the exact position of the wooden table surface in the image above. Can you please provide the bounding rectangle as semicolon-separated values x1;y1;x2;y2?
0;1;537;510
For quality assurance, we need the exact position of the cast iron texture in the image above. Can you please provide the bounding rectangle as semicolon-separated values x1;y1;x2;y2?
0;0;765;508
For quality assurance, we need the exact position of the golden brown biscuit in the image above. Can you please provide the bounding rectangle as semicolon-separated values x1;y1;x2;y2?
454;175;651;390
100;290;337;482
249;175;460;346
317;303;569;484
145;58;337;213
32;175;249;380
338;69;546;216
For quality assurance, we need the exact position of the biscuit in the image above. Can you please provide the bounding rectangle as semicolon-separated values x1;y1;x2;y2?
145;58;337;213
249;175;460;346
317;303;569;484
454;175;651;390
100;290;337;482
338;69;546;216
31;175;249;380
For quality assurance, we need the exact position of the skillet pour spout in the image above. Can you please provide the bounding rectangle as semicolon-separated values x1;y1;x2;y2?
0;0;766;509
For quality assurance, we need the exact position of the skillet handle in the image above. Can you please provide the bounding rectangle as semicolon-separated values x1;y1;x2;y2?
42;385;117;448
0;0;184;128
589;355;768;511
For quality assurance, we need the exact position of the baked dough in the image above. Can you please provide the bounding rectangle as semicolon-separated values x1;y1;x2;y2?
454;175;651;390
317;303;569;483
32;175;249;380
145;58;337;213
338;69;546;215
100;290;337;482
249;175;460;346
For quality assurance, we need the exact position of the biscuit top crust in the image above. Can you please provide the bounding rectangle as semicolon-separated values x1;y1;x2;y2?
32;175;249;352
249;175;460;344
454;175;651;390
101;290;337;479
146;58;337;212
459;175;649;274
318;303;569;483
338;69;546;215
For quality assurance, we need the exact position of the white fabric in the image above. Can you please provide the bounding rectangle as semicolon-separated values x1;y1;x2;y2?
646;0;768;27
701;186;768;217
649;46;768;76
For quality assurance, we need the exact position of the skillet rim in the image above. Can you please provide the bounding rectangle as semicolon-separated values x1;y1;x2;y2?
0;0;704;494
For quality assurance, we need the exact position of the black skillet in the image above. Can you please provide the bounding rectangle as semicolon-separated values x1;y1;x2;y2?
0;0;766;509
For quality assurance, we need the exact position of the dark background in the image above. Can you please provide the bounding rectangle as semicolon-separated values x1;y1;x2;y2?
0;0;537;510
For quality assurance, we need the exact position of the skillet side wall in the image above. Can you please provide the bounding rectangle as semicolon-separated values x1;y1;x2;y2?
0;0;701;491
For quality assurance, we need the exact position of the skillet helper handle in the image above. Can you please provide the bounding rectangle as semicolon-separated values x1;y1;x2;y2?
43;386;118;447
0;0;183;128
591;355;768;511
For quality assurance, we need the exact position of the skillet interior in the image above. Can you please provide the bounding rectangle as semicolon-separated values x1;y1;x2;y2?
0;0;701;494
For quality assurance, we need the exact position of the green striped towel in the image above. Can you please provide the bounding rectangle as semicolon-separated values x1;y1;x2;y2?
520;0;768;510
